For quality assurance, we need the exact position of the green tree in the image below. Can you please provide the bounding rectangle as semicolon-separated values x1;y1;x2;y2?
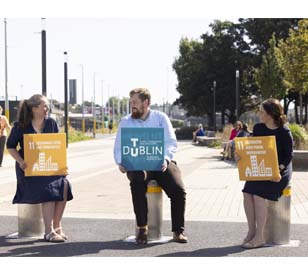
239;18;301;56
279;19;308;124
254;34;287;100
173;20;253;126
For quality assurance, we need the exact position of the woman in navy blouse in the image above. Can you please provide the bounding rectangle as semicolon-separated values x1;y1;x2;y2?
7;94;73;242
240;98;293;249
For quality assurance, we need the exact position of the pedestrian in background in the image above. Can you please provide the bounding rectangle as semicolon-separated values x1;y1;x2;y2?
108;119;113;134
192;123;205;143
238;98;293;249
114;88;187;244
6;94;73;243
221;121;242;160
0;105;11;167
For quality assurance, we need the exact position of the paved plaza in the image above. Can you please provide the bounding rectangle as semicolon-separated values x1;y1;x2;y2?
0;134;308;256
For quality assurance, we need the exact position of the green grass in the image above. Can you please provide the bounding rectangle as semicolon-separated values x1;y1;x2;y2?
67;127;92;143
288;123;308;150
207;140;222;148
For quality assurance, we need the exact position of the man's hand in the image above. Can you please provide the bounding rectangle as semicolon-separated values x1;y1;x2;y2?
161;159;168;172
118;165;127;173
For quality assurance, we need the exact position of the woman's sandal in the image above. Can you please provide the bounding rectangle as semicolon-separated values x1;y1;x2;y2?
241;236;254;246
54;227;68;241
44;231;65;243
242;240;265;249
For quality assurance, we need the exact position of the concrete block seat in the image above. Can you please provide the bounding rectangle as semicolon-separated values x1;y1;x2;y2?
196;130;222;146
292;150;308;170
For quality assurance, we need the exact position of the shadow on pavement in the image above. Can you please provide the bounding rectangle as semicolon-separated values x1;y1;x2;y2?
0;236;164;257
158;245;246;257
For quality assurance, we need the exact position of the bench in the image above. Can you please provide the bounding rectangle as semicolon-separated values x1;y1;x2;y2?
292;150;308;170
196;130;222;146
196;136;222;146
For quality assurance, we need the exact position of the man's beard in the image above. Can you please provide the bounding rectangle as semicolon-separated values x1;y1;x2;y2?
131;108;144;119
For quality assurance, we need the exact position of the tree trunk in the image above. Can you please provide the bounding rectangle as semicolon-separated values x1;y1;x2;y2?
207;112;212;129
299;93;303;125
295;97;299;124
221;110;225;129
304;93;307;125
286;99;292;114
283;97;287;115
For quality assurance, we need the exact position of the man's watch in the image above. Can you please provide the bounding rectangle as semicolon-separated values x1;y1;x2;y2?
279;164;285;172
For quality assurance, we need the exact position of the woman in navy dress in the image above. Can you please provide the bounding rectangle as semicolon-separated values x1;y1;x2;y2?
240;98;293;249
7;94;73;242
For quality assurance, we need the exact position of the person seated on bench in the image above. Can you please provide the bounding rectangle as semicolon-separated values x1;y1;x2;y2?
221;121;242;160
236;123;251;138
192;124;205;143
229;123;251;159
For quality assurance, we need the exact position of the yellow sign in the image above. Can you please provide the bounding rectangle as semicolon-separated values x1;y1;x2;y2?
24;133;67;176
234;136;279;181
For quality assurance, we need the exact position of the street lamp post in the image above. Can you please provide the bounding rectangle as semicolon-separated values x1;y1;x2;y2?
79;64;85;133
112;91;115;119
213;81;216;132
126;98;129;115
64;52;68;147
101;80;104;131
117;93;120;122
41;18;47;96
93;73;97;138
107;84;111;124
236;70;240;121
4;18;9;122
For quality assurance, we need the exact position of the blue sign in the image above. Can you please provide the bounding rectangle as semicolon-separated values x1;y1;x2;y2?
121;128;164;171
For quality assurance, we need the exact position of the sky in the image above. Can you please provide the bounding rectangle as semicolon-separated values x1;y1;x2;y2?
0;18;220;106
1;0;305;108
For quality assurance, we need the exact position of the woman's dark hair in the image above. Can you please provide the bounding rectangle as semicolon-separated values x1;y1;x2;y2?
242;123;248;132
261;98;286;127
18;94;47;128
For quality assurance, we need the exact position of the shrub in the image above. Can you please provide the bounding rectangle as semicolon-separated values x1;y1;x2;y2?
207;140;222;148
288;123;308;150
67;127;92;143
171;119;184;128
175;126;196;140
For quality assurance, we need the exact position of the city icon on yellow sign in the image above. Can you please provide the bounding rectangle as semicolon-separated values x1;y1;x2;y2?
234;136;279;181
24;133;67;176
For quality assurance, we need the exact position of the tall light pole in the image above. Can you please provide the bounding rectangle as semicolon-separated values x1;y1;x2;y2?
64;52;68;147
79;64;85;133
236;70;240;121
166;67;169;102
101;80;104;130
117;93;120;122
112;90;115;120
126;97;129;115
213;80;216;132
107;84;111;123
4;18;9;121
93;72;97;137
41;18;47;96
